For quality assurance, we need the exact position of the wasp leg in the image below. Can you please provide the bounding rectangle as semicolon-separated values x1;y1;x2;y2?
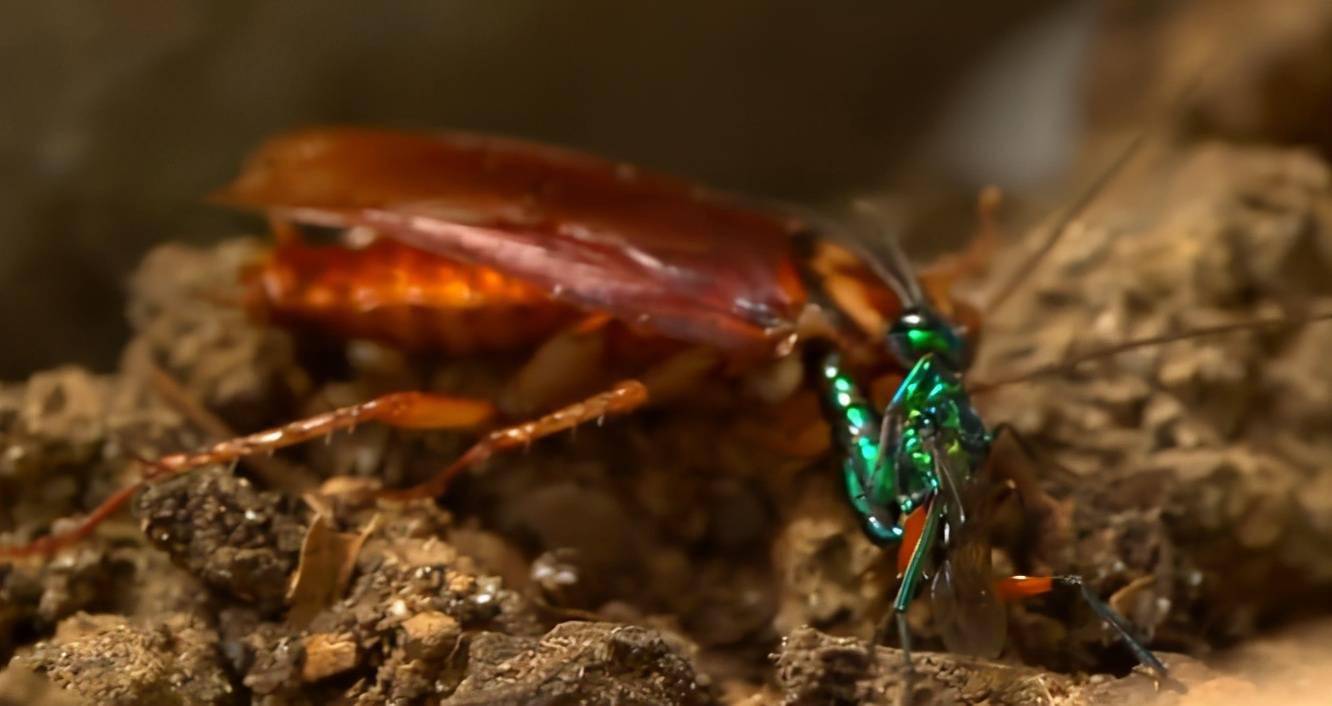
379;380;648;501
996;574;1171;682
990;422;1080;485
863;608;924;706
0;392;497;560
879;500;942;706
986;423;1081;567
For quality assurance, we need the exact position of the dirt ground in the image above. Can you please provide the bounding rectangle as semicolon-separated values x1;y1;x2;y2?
4;3;1332;705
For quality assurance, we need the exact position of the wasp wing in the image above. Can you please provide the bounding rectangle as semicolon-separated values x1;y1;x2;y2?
930;537;1008;659
217;127;810;352
929;454;1008;659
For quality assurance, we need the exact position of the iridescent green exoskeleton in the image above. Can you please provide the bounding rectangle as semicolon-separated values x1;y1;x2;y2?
817;306;1001;660
810;240;1170;684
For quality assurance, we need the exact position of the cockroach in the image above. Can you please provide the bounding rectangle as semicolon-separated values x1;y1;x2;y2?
0;127;978;552
4;126;1327;691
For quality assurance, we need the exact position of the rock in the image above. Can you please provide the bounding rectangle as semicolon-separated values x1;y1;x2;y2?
299;633;358;682
14;612;234;706
134;467;305;613
400;611;461;661
446;621;708;706
0;665;89;706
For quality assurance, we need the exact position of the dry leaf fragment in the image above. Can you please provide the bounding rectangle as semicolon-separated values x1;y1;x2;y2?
286;513;379;627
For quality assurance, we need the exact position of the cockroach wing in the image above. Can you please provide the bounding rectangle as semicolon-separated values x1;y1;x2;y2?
216;127;809;352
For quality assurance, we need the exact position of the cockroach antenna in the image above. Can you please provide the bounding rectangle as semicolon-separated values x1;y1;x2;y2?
983;130;1146;317
969;309;1332;394
984;66;1213;317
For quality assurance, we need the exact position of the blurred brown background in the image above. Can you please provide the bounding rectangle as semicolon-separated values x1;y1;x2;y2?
2;0;1114;378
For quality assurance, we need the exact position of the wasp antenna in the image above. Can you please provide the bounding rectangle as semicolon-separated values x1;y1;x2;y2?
787;202;927;311
971;310;1332;394
848;199;927;307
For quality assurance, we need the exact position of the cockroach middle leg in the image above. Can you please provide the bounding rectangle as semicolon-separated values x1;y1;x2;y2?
268;214;302;245
500;317;609;417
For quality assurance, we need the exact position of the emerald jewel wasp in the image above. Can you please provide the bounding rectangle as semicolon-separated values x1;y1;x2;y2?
810;238;1172;684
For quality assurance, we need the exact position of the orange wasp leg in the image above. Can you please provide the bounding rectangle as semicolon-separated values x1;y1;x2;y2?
870;498;941;696
379;380;648;502
985;425;1168;681
996;574;1169;680
895;502;930;576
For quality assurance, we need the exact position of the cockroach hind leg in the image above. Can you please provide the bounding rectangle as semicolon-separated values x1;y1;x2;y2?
3;391;499;559
377;381;649;503
150;391;498;476
0;480;147;560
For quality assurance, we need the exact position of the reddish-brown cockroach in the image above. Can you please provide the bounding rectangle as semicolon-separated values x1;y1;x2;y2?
0;127;989;560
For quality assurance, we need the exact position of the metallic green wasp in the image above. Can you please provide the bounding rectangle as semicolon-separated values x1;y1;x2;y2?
808;140;1332;684
803;184;1186;687
825;218;1332;689
815;304;1169;678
